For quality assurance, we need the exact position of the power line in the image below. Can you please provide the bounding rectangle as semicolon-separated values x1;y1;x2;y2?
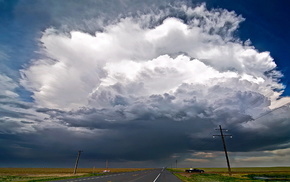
252;103;290;121
213;125;232;176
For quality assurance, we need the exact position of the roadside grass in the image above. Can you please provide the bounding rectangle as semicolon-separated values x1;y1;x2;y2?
183;173;253;182
0;174;94;182
0;168;149;175
0;173;107;182
0;168;150;182
170;167;290;182
174;173;258;182
174;173;193;182
169;167;290;173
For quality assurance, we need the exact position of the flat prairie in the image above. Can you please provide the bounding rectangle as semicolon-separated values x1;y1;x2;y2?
0;168;150;182
170;167;290;182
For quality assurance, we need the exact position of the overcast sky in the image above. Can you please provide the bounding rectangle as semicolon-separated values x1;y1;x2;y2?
1;0;290;168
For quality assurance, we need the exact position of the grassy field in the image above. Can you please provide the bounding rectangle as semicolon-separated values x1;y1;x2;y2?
1;167;290;182
170;167;290;182
0;168;150;182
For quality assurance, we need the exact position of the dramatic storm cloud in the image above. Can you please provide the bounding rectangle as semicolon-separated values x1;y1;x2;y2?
1;0;290;167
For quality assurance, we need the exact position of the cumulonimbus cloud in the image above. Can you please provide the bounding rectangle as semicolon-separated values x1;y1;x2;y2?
21;4;282;113
9;3;290;164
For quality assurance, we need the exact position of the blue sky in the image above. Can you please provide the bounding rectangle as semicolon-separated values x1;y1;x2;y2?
206;0;290;95
1;0;290;168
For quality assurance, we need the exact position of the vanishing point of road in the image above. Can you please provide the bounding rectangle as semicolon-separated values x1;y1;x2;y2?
51;168;181;182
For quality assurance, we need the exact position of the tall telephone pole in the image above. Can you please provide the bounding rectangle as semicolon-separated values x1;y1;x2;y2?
213;125;232;176
73;150;83;174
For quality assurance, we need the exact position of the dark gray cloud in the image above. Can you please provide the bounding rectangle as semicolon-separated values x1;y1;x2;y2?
1;102;290;167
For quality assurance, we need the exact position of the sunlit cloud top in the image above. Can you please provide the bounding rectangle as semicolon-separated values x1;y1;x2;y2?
21;4;281;116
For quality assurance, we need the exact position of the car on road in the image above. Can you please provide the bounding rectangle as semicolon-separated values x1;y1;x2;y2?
185;168;204;173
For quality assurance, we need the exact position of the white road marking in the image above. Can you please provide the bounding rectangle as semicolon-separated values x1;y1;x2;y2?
153;173;161;182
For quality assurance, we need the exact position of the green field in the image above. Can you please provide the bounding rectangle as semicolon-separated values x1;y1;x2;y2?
0;168;150;182
170;167;290;182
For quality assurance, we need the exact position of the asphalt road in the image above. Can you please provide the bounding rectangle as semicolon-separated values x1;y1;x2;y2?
50;168;181;182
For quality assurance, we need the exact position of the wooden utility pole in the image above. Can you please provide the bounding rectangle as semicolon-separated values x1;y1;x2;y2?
213;125;232;176
73;150;83;174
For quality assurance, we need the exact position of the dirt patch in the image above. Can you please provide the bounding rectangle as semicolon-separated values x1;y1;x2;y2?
27;173;86;177
0;173;87;178
175;172;202;177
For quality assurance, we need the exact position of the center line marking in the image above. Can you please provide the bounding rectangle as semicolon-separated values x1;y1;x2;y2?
153;173;161;182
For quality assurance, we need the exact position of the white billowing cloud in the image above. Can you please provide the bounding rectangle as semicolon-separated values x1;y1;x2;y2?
21;4;283;124
93;55;235;98
181;4;243;39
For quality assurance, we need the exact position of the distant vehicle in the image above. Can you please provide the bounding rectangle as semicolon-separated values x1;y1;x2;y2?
185;168;204;173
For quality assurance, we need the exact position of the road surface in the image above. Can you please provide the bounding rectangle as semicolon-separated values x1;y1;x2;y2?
50;168;181;182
